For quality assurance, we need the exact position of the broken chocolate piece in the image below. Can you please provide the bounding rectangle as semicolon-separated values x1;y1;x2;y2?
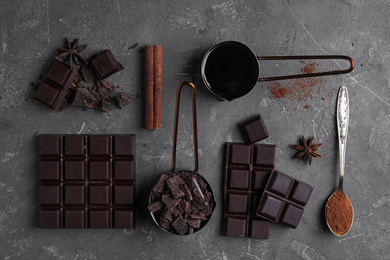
172;216;187;235
153;175;168;193
167;176;185;198
186;218;201;228
162;194;180;210
90;49;123;80
147;201;164;213
80;65;95;82
160;217;171;230
114;92;131;109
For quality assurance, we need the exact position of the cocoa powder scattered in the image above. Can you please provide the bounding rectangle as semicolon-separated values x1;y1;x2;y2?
265;61;327;108
326;190;353;236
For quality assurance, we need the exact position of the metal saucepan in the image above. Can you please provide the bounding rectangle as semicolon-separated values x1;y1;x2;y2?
201;41;355;101
148;81;216;235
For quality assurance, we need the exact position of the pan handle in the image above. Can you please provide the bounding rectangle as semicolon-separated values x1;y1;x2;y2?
172;81;199;172
257;55;354;82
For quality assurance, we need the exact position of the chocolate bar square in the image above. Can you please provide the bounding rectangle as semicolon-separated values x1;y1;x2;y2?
64;136;87;156
40;136;62;156
230;144;252;165
41;161;61;181
114;185;134;205
114;210;134;228
254;145;276;168
41;209;61;228
41;185;61;205
227;192;250;214
64;160;86;181
114;136;136;156
228;168;251;190
89;209;111;228
89;160;111;181
89;184;110;205
89;136;111;156
114;161;134;180
64;184;86;205
64;209;86;228
225;216;247;237
240;115;269;143
90;50;123;80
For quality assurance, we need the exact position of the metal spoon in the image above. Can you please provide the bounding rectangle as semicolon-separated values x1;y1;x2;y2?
325;86;354;236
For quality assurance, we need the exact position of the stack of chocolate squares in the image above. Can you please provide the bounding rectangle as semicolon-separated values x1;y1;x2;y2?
223;115;313;239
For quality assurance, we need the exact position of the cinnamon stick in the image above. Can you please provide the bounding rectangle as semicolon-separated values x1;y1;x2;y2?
145;45;154;129
153;45;163;129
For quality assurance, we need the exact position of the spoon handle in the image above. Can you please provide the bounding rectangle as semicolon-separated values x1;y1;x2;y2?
337;86;349;190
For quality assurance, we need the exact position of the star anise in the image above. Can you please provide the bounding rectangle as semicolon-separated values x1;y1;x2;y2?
55;38;87;68
290;136;322;165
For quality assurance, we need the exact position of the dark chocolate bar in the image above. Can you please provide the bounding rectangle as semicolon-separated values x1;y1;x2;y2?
223;143;276;239
90;50;123;80
240;114;269;143
35;60;77;111
256;170;313;229
40;135;136;229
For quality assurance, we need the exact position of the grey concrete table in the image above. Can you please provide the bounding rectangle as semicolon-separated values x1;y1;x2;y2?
0;0;388;259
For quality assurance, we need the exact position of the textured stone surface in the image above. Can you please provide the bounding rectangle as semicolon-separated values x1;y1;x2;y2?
0;0;389;259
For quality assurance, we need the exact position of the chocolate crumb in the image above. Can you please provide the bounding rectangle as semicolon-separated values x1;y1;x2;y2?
128;43;138;50
322;97;326;100
114;92;131;109
304;104;310;109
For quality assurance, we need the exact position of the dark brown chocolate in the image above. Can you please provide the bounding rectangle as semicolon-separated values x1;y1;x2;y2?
114;92;131;109
40;135;136;229
223;143;275;239
256;170;313;229
35;60;76;111
148;171;215;235
240;114;269;143
90;50;123;80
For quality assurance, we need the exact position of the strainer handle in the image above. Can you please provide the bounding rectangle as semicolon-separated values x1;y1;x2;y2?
172;81;199;172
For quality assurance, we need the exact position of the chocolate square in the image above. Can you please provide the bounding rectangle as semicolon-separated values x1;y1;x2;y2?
64;209;86;228
279;203;304;229
64;136;87;156
114;136;135;156
64;185;86;205
40;136;62;156
41;160;61;181
64;160;86;181
228;168;251;190
89;136;111;156
89;160;111;181
89;184;110;205
89;209;111;228
114;210;134;228
230;144;252;165
114;161;134;180
90;50;123;80
35;80;62;107
114;185;133;205
249;218;270;239
225;216;247;237
41;185;61;205
257;193;284;221
240;115;269;143
289;181;313;206
46;59;73;86
254;145;276;168
41;209;61;228
267;170;293;198
227;192;250;214
252;170;271;191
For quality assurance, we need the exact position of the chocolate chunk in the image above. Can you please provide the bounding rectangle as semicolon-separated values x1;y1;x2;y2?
186;218;201;228
256;170;313;229
167;176;185;198
172;216;187;235
148;201;165;213
240;114;269;143
80;65;95;82
114;92;131;109
40;134;136;229
90;50;123;80
160;217;171;230
35;60;76;111
162;194;180;210
161;209;172;222
153;175;168;193
182;184;193;201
